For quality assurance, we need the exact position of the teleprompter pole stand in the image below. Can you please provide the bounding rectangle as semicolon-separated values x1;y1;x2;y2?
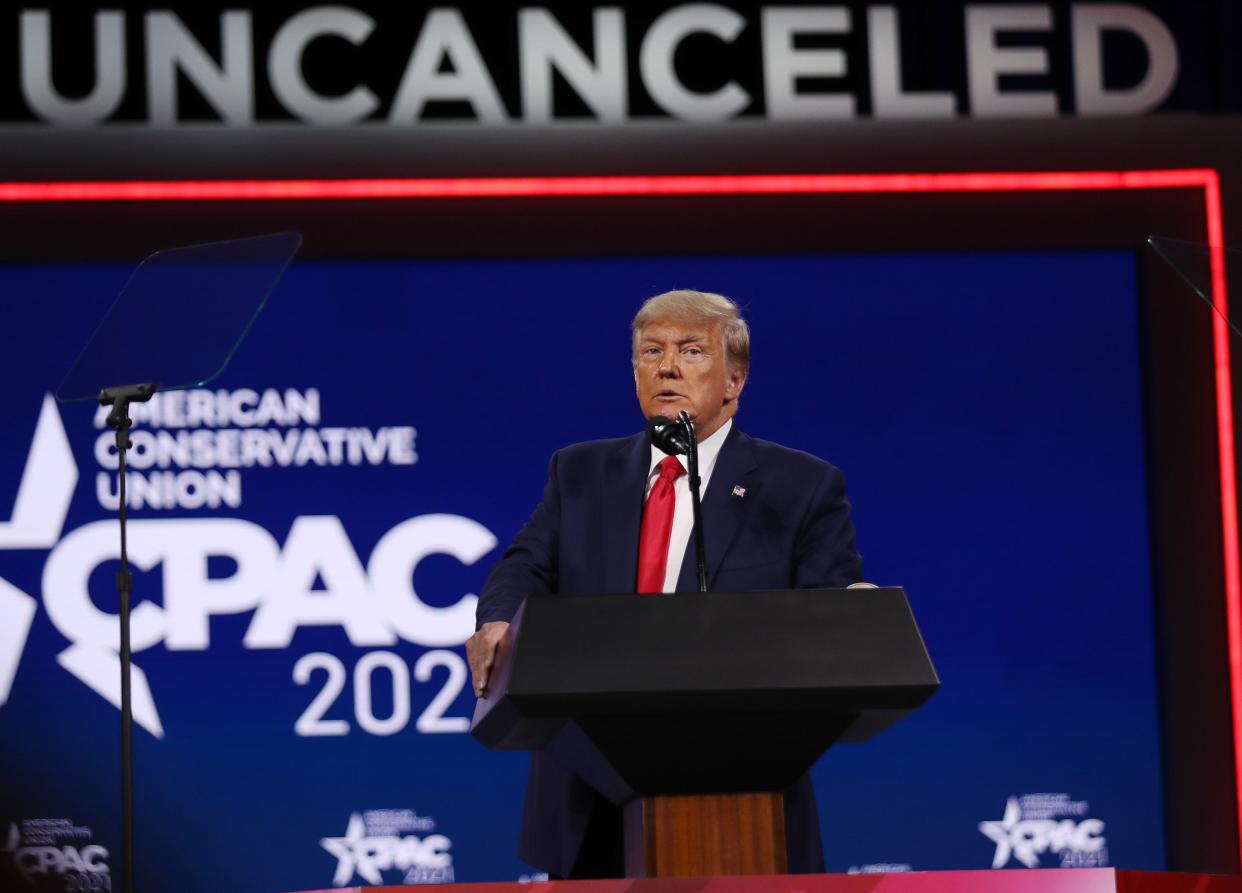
99;382;157;893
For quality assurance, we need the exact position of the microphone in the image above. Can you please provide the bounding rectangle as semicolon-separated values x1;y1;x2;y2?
644;413;709;593
647;414;690;456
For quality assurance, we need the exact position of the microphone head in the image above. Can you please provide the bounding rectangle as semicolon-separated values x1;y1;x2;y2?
647;415;690;456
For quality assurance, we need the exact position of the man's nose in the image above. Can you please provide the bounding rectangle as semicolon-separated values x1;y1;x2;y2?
656;353;680;376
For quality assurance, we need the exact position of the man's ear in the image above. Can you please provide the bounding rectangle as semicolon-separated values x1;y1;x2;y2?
726;368;747;402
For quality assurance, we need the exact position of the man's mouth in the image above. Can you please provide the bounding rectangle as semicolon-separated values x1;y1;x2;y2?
655;390;683;399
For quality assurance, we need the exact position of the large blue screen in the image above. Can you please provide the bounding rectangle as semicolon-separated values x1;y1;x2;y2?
0;251;1161;891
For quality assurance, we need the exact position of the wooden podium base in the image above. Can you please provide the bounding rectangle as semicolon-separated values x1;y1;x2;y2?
622;792;787;878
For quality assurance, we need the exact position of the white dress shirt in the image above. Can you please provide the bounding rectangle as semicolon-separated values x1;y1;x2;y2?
644;418;733;592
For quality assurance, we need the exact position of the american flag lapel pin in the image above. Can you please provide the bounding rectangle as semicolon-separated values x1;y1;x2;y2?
732;485;746;498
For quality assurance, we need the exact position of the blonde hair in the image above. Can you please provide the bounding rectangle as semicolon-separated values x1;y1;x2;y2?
631;289;750;372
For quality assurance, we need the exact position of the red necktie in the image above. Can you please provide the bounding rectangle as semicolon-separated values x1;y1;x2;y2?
636;455;686;593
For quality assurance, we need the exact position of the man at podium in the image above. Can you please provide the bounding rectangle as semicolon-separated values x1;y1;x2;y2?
467;289;865;878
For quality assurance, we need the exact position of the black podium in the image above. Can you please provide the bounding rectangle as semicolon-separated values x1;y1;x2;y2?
471;588;938;878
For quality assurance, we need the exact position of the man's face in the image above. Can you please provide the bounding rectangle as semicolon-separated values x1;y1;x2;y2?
633;319;746;440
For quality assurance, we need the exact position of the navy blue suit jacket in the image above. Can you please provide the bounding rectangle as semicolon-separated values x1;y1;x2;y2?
476;423;864;877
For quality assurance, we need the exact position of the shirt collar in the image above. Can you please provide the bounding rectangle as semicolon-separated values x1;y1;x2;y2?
647;417;733;480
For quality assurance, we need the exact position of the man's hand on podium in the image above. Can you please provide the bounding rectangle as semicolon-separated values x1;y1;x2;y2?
467;621;510;698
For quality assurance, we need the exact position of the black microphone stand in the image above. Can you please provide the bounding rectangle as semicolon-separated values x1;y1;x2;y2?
99;381;156;893
677;410;709;592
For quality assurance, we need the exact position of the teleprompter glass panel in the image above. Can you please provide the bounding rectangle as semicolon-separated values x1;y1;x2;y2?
1149;235;1242;339
57;232;301;403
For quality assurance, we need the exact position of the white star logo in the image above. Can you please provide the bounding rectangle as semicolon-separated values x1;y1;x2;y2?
0;395;77;549
978;796;1024;868
320;813;381;886
0;395;75;708
0;395;165;736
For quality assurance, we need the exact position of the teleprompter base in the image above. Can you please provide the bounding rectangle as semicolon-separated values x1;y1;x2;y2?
622;792;787;878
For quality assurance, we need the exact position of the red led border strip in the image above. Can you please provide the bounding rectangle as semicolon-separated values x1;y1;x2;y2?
0;169;1225;200
1;168;1236;854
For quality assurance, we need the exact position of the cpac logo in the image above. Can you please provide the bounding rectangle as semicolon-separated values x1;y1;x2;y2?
321;812;453;886
0;396;495;738
979;796;1107;869
3;820;110;887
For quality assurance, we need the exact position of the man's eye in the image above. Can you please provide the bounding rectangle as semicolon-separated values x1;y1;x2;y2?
685;347;702;357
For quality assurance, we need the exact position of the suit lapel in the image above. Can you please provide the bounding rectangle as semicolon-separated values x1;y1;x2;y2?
600;432;650;593
675;425;760;592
